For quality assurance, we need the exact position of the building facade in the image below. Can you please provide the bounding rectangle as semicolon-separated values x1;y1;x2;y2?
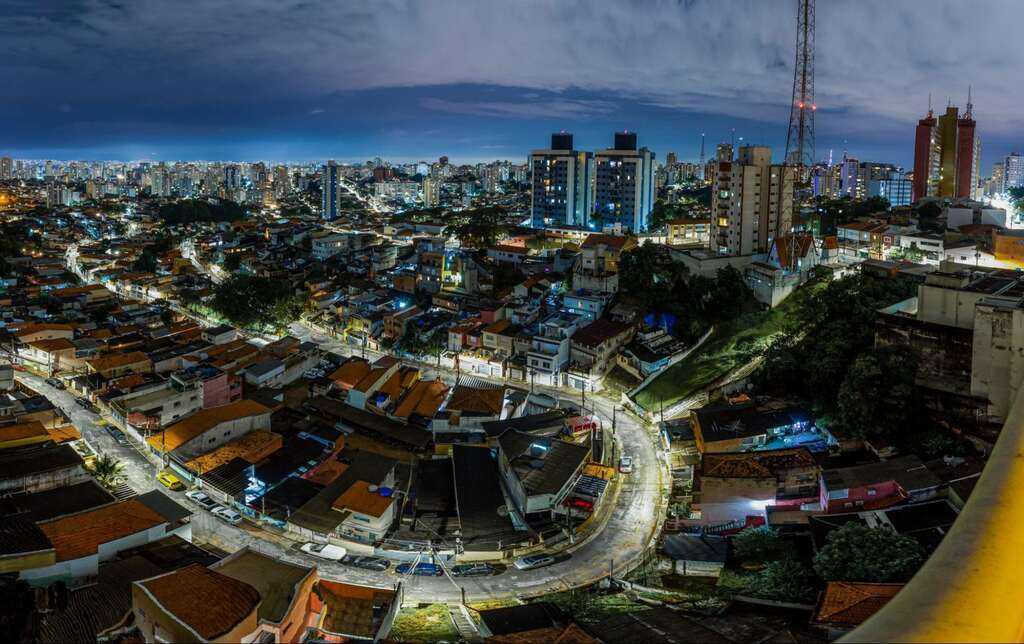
529;132;594;228
710;145;794;256
593;132;655;232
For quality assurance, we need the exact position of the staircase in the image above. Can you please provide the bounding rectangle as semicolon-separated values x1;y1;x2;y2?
448;604;482;643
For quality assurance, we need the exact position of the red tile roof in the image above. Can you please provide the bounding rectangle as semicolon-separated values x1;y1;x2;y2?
37;498;167;562
138;564;261;640
813;581;903;628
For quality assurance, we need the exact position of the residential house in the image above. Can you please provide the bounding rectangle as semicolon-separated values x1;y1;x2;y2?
820;455;941;513
527;312;583;386
212;548;318;644
692;448;819;526
812;582;904;638
146;399;272;459
132;563;261;643
86;351;152;379
496;430;591;517
691;401;823;454
308;579;401;642
574;233;636;293
567;317;634;391
287;450;398;545
20;494;190;586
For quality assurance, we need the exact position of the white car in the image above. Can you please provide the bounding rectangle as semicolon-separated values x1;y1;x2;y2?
514;554;556;570
212;506;244;525
618;456;634;474
185;490;217;510
301;542;347;561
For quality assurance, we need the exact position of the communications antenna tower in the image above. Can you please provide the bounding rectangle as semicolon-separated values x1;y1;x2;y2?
783;0;815;171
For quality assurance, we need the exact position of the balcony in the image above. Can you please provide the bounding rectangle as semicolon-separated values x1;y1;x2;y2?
845;391;1024;642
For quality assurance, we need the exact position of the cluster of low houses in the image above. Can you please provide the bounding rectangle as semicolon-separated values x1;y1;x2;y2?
653;395;982;637
0;377;401;643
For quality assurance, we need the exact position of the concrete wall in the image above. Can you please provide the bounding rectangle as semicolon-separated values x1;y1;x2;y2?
971;302;1024;422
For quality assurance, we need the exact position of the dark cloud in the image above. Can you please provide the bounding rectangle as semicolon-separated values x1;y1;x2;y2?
1;0;1020;162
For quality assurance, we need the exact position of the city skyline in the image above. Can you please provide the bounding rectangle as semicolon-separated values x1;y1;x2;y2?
4;0;1024;166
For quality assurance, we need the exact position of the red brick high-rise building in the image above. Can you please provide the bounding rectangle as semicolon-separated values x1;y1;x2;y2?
912;97;980;202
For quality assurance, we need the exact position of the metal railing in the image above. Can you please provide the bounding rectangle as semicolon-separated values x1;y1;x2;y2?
844;393;1024;643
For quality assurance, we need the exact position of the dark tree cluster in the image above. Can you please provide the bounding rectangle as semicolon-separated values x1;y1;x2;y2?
159;199;247;225
619;242;754;342
754;272;918;441
209;274;305;333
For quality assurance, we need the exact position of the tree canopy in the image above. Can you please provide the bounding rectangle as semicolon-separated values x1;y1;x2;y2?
159;199;247;225
209;274;305;333
754;272;917;422
832;345;921;440
732;526;793;565
813;523;924;583
619;242;755;343
444;205;509;248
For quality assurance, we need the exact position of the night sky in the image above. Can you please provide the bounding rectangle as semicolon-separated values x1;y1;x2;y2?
4;0;1022;167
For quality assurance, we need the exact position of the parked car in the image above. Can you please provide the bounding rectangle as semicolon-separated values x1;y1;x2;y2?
341;555;391;572
156;470;185;491
45;377;65;390
300;542;347;561
109;429;129;446
514;554;556;571
74;398;91;408
618;456;634;474
212;506;244;525
396;562;444;577
186;490;218;510
451;563;496;577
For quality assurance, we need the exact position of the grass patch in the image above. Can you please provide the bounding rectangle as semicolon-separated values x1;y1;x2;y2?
538;590;652;624
389;604;458;643
634;281;825;410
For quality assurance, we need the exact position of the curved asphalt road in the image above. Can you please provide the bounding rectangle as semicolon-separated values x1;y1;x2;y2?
17;329;664;603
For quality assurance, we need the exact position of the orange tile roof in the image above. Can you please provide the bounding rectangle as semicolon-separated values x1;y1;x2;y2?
27;338;75;352
0;421;50;445
86;351;151;373
331;480;394;517
329;358;371;390
352;366;389;394
303;450;350;486
581;233;630;249
376;367;418;400
37;498;167;561
13;323;75;338
138;564;261;641
393;379;449;419
46;424;81;444
446;384;505;415
813;582;904;628
148;399;271;453
483;319;513;335
185;430;282;473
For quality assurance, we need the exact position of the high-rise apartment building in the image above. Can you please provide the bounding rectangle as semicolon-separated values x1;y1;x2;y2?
272;165;290;198
321;160;341;220
710;145;794;256
913;101;980;201
422;177;439;207
1005;153;1024;191
593;132;655;232
529;132;594;228
0;156;12;181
